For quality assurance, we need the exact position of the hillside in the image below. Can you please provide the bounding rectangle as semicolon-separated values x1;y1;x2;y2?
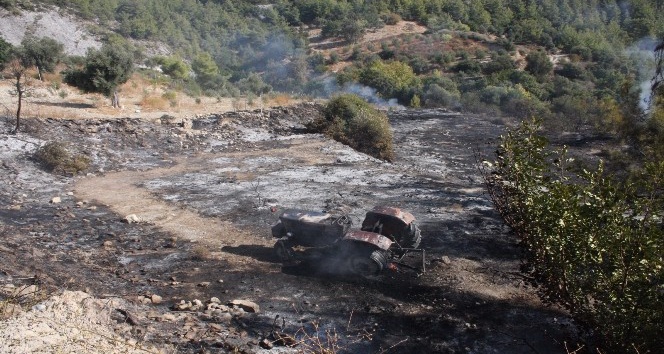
1;1;663;353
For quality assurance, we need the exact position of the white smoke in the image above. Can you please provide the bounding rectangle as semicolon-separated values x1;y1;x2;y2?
626;37;659;112
321;77;405;110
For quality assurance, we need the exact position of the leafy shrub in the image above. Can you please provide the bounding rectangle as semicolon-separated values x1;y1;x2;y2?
307;94;394;161
382;13;401;26
162;91;178;106
34;142;90;175
484;119;664;353
423;84;460;108
452;59;481;74
359;60;419;104
525;50;553;78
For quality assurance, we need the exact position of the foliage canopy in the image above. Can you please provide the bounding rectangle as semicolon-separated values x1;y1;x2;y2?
308;94;395;161
484;119;664;353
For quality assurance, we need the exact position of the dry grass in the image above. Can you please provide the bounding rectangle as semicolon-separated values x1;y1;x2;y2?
190;245;211;261
0;71;302;122
139;95;169;110
268;94;295;106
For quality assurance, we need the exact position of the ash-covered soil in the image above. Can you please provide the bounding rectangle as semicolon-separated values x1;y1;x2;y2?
0;105;578;353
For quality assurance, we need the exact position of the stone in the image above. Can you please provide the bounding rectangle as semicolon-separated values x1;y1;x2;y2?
32;303;46;312
151;294;163;304
50;197;61;204
161;313;176;322
260;338;274;349
174;300;192;311
441;256;451;264
229;299;260;313
216;312;232;323
103;241;113;248
210;297;221;304
197;282;210;287
123;214;141;224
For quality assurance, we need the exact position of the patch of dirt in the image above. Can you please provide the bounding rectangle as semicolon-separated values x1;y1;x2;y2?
0;103;580;353
309;20;427;70
0;74;302;122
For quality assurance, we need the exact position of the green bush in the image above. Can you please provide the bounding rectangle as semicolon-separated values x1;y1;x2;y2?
359;60;419;104
307;94;394;161
484;119;664;353
33;142;90;175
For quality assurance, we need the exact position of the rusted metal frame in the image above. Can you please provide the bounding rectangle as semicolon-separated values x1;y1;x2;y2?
391;248;426;274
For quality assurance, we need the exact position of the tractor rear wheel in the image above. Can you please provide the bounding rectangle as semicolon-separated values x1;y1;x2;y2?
349;249;388;276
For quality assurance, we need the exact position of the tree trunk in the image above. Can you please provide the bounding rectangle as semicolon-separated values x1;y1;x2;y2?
13;76;22;134
112;90;120;108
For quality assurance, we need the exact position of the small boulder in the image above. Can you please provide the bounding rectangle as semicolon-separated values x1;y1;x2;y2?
229;299;260;313
151;294;163;304
161;313;176;322
123;214;141;224
50;197;61;204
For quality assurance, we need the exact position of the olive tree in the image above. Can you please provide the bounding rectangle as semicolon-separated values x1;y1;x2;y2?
20;36;64;81
65;43;134;108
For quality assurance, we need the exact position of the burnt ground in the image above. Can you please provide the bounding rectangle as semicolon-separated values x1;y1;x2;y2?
0;105;580;353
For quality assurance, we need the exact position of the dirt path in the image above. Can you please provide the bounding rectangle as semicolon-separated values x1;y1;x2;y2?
74;138;332;265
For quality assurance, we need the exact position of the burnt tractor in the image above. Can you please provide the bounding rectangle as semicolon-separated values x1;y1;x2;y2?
271;206;424;276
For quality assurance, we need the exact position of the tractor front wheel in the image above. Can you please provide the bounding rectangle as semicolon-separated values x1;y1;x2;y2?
274;239;295;262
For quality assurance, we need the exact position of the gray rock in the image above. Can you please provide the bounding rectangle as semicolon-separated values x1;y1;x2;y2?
31;303;46;312
123;214;141;224
50;196;61;204
161;313;176;322
229;299;260;313
151;294;163;304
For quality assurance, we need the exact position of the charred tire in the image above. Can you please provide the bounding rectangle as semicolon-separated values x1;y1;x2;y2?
271;221;287;238
398;223;421;249
274;240;295;262
350;250;388;276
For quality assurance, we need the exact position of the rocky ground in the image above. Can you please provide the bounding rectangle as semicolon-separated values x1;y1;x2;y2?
0;104;579;353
